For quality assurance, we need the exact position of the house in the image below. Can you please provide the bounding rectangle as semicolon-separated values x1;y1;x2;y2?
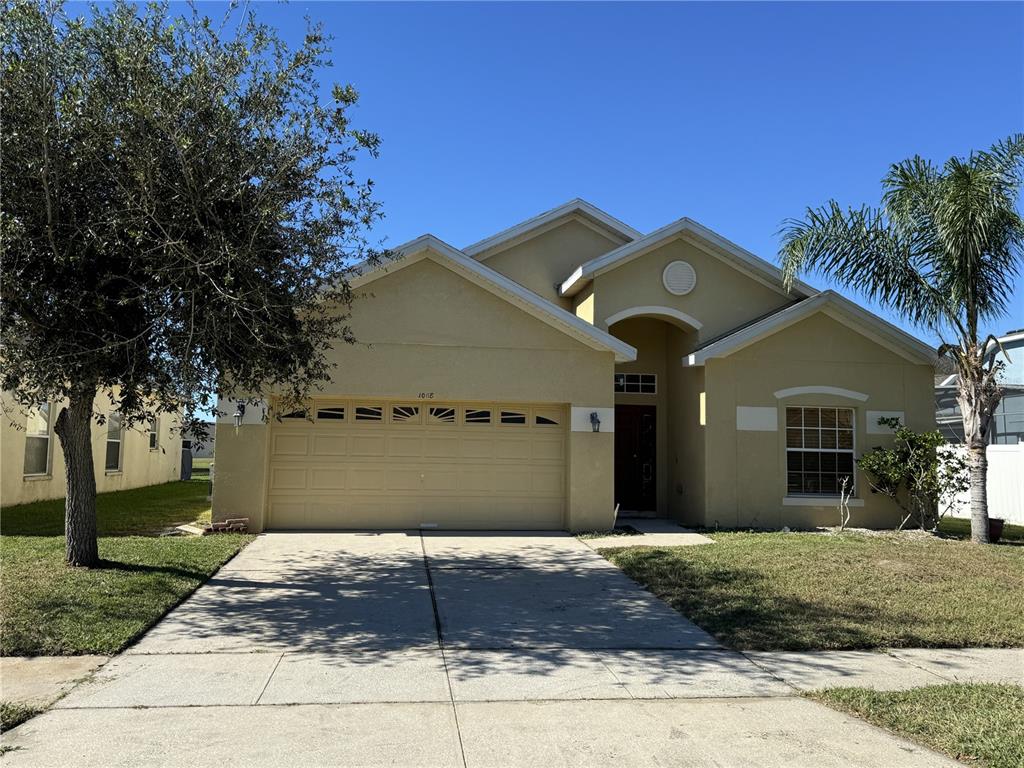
0;392;182;506
212;199;936;533
936;330;1024;524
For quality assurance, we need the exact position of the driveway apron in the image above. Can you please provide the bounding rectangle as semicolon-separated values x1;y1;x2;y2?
1;531;955;767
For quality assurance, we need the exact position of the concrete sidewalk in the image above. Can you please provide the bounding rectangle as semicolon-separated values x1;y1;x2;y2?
0;531;963;767
582;518;715;549
744;647;1024;691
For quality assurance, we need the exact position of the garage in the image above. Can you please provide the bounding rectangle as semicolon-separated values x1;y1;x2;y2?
266;400;567;530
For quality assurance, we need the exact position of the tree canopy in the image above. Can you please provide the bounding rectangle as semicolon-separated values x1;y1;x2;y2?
1;0;383;564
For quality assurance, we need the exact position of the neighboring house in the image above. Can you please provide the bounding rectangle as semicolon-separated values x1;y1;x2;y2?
213;199;936;533
183;422;216;459
0;392;182;506
936;330;1024;524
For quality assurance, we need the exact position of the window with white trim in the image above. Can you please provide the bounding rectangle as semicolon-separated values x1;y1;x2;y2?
785;406;855;495
105;411;124;472
23;403;52;476
148;417;160;451
615;373;657;394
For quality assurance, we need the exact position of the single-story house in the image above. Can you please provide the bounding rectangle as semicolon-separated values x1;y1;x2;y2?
212;199;936;532
1;391;182;506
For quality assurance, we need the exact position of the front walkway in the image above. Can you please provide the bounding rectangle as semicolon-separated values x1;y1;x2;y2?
1;532;957;767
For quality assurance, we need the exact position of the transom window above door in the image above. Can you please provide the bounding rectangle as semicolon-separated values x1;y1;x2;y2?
615;373;656;394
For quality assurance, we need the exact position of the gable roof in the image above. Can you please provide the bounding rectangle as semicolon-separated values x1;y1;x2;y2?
559;217;816;299
463;199;642;260
682;290;936;366
351;235;638;363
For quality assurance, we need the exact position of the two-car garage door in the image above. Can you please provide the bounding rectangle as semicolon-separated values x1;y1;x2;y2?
266;401;567;530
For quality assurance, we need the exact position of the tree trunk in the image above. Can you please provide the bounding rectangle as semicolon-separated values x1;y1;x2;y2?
968;445;990;544
54;387;99;567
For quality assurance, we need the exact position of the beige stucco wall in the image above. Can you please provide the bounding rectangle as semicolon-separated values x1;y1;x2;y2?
701;312;935;529
213;255;618;532
1;392;182;507
482;217;627;310
589;236;795;344
666;332;706;525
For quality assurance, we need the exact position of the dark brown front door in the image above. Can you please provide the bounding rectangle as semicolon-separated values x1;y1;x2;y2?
615;405;656;511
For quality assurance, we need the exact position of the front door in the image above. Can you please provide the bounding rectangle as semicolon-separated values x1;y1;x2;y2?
615;405;656;511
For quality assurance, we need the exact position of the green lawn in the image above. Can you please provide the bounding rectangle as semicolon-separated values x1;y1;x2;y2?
812;684;1024;768
0;480;250;656
601;531;1024;650
1;480;212;536
938;516;1024;544
191;456;213;477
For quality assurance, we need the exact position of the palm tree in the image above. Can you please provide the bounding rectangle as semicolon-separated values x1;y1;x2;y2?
778;135;1024;543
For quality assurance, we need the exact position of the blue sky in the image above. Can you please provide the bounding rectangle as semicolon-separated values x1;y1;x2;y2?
230;2;1022;343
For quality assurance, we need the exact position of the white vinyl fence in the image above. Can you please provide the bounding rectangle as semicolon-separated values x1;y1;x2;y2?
940;443;1024;525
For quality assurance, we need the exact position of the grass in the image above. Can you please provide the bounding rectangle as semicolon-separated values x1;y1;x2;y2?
575;525;643;540
191;456;213;477
601;531;1024;650
1;480;212;536
938;516;1024;544
0;479;250;656
0;702;43;733
811;684;1024;768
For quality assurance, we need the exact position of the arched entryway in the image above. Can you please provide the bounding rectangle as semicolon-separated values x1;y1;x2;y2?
605;309;702;522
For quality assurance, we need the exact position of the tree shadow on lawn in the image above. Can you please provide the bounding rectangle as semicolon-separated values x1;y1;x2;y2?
607;548;945;651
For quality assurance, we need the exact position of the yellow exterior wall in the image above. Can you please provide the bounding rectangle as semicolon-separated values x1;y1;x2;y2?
482;218;627;310
1;392;182;507
700;312;935;529
213;256;617;532
590;237;794;343
666;331;706;525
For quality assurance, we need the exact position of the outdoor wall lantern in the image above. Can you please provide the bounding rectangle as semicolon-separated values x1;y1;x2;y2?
233;401;247;429
590;411;601;433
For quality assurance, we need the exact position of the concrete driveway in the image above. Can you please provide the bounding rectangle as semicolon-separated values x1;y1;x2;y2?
1;532;954;767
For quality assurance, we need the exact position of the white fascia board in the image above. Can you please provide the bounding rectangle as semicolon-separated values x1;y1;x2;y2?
463;199;642;259
560;217;817;299
682;291;936;367
353;234;637;363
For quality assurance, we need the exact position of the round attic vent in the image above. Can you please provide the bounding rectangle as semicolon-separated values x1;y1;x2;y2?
662;261;697;295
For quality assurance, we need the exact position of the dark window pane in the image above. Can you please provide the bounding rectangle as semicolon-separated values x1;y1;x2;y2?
24;436;49;475
429;407;456;424
821;408;837;428
787;452;802;471
392;406;420;422
500;410;527;425
355;406;383;421
786;428;802;448
821;430;837;449
105;441;121;471
837;409;853;428
787;473;803;492
281;410;307;420
804;409;820;428
837;453;854;473
820;474;838;494
838;430;853;449
465;409;491;424
785;408;802;427
317;407;346;420
820;453;837;473
535;415;559;425
804;453;820;472
803;429;820;448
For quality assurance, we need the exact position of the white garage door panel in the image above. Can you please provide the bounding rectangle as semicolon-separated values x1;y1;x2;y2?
267;402;567;530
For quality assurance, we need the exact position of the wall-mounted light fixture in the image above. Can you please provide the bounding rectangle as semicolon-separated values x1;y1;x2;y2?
590;411;601;433
233;401;247;429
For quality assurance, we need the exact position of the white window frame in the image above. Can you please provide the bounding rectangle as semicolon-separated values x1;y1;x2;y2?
614;372;657;394
105;411;124;473
785;405;856;497
148;417;160;451
23;402;53;477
